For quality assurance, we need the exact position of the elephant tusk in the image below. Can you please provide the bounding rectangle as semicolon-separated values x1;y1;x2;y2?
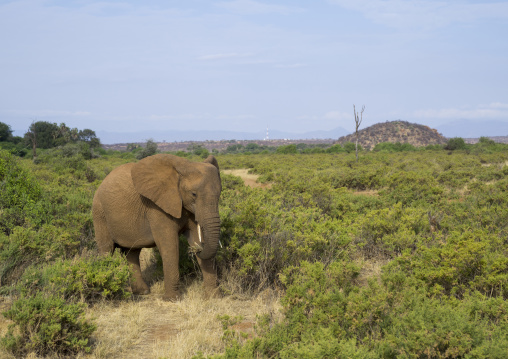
219;240;223;248
198;224;202;243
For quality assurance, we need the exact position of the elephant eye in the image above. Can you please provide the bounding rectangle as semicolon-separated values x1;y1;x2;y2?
192;192;197;198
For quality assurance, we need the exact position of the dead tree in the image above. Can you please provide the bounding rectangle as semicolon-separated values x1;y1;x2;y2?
353;105;365;162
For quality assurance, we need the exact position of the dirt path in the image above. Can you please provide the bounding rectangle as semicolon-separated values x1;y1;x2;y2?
222;169;272;189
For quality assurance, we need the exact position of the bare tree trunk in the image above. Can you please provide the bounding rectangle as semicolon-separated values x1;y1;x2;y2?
353;105;365;163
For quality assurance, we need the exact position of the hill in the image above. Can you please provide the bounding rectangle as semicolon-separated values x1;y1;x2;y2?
336;120;448;150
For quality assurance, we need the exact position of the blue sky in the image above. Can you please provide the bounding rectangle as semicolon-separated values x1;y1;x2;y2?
1;0;507;141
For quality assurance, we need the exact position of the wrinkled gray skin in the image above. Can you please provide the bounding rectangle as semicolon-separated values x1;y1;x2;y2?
92;154;222;301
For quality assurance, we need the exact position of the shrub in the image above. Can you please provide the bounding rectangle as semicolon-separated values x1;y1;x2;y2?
0;150;49;234
373;142;416;152
1;292;96;356
136;139;159;159
383;171;443;206
276;144;298;154
444;137;467;151
384;229;508;298
18;253;132;302
325;144;345;153
0;225;82;286
215;262;508;359
343;142;361;153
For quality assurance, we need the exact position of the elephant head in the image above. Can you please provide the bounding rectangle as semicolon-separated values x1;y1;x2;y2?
131;154;222;260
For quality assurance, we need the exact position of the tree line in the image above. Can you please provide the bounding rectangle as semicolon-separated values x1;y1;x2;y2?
0;121;101;158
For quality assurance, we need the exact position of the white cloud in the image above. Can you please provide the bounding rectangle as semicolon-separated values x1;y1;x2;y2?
215;0;303;15
327;0;508;30
413;103;508;120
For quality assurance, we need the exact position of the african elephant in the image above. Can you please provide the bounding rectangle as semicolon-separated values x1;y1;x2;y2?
92;154;222;301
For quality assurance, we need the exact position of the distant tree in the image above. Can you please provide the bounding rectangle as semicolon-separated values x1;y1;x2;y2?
53;123;79;146
126;143;140;152
24;121;60;150
477;137;495;146
188;144;210;158
326;144;345;153
137;139;159;160
78;129;101;148
245;143;261;152
0;122;13;141
444;137;467;151
343;142;361;153
353;105;365;162
276;144;298;154
226;144;244;153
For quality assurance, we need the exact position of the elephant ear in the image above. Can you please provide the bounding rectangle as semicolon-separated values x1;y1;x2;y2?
131;154;182;218
204;155;220;171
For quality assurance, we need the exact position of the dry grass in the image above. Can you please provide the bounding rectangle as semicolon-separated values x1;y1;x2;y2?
222;169;272;189
352;189;379;197
356;257;389;287
0;296;16;359
79;281;281;359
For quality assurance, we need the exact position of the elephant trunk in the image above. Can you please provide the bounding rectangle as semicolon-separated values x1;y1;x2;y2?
196;213;221;260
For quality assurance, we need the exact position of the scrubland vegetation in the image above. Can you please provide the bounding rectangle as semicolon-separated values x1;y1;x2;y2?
1;134;508;358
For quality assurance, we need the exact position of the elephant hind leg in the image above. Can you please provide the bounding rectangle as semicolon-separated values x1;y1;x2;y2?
121;247;150;295
92;198;115;255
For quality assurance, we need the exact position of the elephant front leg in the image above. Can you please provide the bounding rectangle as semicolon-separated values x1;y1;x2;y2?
188;224;219;298
154;234;181;301
121;248;150;295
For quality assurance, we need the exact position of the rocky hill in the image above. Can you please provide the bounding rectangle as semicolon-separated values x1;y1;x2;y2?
336;121;448;150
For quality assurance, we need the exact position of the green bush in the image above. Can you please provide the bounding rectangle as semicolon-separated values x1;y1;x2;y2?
0;150;49;234
137;139;159;159
383;170;444;205
215;262;508;359
384;229;508;298
276;144;298;154
18;253;132;302
325;144;345;153
373;142;417;152
343;142;362;153
444;137;467;151
0;225;83;286
1;292;96;356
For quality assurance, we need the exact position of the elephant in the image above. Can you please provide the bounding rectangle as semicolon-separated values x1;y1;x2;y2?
92;154;222;301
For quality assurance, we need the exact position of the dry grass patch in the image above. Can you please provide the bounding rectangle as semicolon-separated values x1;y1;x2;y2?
0;296;16;359
86;299;152;359
222;169;272;189
75;280;282;359
356;257;390;287
353;189;379;196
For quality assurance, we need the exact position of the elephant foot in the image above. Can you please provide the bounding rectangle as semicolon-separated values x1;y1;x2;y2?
134;288;150;295
130;281;150;295
203;286;221;300
162;291;181;302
